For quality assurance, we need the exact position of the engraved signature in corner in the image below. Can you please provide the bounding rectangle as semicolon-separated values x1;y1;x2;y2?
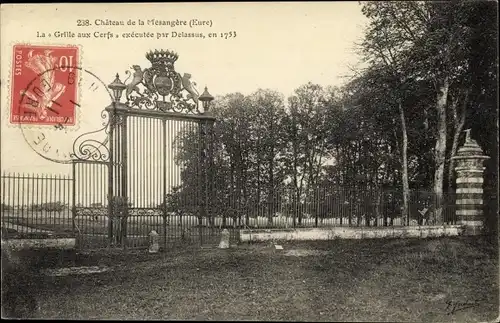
445;299;489;315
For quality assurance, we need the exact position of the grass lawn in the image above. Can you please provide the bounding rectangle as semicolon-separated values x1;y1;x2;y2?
6;236;499;321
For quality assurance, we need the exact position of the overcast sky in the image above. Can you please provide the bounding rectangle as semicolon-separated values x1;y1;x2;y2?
1;2;368;176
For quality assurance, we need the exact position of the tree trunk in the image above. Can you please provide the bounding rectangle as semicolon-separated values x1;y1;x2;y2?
448;129;463;189
292;156;298;228
229;161;235;227
268;112;276;225
399;101;410;226
243;171;249;228
433;78;449;224
446;91;467;224
235;147;243;228
267;155;275;225
292;125;300;227
447;91;468;191
256;140;261;225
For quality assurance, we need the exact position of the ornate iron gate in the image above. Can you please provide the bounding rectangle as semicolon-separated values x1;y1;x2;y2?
72;50;217;249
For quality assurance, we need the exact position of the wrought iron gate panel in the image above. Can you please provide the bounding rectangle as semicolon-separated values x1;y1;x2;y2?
109;112;214;248
121;116;205;248
71;49;218;249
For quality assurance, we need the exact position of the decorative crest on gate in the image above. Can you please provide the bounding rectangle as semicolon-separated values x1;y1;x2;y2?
123;49;204;114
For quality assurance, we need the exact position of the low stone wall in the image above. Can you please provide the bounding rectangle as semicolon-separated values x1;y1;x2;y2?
239;225;466;242
5;238;76;251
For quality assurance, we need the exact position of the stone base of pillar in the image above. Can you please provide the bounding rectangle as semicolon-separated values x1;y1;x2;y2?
458;220;484;235
218;229;230;249
148;230;160;253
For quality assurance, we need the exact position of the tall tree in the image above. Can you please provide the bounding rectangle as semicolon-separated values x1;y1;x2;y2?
359;1;494;223
249;89;288;224
285;83;333;224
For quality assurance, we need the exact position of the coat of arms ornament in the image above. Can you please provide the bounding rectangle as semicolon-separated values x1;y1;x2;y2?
123;49;202;114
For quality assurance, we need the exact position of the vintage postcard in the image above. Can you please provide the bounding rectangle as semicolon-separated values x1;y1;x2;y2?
1;2;498;322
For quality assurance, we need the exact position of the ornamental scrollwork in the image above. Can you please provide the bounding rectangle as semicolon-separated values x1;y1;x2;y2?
74;207;108;218
70;109;111;162
123;49;204;114
128;208;163;217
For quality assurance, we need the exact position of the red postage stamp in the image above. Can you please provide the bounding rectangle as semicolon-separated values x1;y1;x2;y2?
10;44;79;126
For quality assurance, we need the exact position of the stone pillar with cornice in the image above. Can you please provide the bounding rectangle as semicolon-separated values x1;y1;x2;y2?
451;129;490;235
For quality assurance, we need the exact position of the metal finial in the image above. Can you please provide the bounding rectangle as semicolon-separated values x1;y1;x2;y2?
199;86;214;102
464;129;471;142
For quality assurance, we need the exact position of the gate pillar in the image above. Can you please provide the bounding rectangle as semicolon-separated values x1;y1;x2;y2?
199;89;216;239
106;74;129;246
451;129;490;235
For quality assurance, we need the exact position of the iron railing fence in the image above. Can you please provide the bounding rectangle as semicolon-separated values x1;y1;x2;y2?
1;173;73;237
0;172;232;248
1;172;462;248
213;186;459;229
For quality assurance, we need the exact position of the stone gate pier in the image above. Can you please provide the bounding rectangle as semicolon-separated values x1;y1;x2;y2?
452;129;490;235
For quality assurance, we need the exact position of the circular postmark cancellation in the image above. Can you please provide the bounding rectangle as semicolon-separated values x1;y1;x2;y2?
11;44;113;164
18;66;113;164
